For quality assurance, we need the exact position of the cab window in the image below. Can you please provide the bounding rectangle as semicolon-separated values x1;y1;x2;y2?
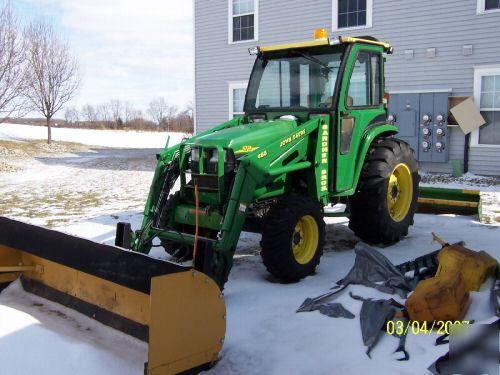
347;51;382;107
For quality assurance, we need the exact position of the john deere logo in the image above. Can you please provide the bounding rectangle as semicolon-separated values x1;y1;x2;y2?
235;145;259;154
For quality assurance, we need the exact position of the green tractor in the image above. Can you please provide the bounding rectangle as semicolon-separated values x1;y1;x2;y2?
116;33;420;288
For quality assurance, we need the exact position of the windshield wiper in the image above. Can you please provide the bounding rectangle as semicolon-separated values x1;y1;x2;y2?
292;50;333;72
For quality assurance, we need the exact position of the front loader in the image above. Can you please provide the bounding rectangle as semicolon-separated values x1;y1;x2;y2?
0;30;419;374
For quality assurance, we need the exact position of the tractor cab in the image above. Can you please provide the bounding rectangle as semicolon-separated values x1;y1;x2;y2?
246;34;392;115
244;43;345;122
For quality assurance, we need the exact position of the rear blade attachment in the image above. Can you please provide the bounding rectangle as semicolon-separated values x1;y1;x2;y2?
417;187;481;217
0;217;226;375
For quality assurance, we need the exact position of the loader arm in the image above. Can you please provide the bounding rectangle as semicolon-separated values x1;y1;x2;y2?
133;117;243;254
139;116;245;235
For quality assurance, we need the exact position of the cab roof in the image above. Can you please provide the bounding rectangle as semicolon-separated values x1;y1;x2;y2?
258;36;392;54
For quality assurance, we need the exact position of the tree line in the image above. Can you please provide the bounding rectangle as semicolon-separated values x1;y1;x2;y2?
0;1;193;143
64;97;193;133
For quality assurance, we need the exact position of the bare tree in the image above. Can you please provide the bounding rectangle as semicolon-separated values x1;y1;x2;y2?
64;106;79;124
24;19;80;143
172;105;194;133
147;96;170;129
165;105;178;131
109;99;123;128
124;101;139;125
81;103;97;123
0;2;28;122
96;103;111;123
185;101;194;117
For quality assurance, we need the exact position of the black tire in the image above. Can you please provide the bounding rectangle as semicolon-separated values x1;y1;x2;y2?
261;196;325;282
158;192;177;230
349;137;420;244
158;192;190;258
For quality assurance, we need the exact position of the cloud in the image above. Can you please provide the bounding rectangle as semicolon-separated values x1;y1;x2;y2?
22;0;194;111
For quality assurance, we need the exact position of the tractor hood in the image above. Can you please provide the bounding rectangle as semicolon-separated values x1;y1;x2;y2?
191;119;298;156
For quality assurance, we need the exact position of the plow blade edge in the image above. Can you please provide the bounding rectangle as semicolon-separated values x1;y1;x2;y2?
0;217;226;375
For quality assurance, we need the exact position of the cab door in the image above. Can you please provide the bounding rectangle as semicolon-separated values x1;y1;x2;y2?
335;45;386;192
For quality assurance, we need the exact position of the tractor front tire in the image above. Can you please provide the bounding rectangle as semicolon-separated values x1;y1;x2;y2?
349;137;419;244
159;192;192;259
261;196;325;282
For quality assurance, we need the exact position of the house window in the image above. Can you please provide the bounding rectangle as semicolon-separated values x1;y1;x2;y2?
473;67;500;146
333;0;373;31
478;75;500;145
477;0;500;14
229;82;247;118
486;0;500;9
229;0;258;43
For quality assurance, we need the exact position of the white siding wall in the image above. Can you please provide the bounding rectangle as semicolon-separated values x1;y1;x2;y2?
195;0;500;175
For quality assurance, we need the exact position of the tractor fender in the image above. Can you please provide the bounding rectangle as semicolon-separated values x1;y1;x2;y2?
350;124;398;195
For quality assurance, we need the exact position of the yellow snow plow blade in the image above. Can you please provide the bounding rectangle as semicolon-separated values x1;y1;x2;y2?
0;217;226;375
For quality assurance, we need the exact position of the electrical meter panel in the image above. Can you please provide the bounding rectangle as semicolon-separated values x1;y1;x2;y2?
388;92;450;163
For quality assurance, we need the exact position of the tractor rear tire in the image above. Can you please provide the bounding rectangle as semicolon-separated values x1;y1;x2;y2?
349;137;419;244
261;196;325;282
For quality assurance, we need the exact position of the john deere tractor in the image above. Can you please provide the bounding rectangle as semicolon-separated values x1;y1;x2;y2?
117;32;420;288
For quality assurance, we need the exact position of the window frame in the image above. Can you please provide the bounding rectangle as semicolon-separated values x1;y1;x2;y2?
471;65;500;147
229;81;248;119
477;0;500;15
345;50;383;110
332;0;373;32
228;0;259;44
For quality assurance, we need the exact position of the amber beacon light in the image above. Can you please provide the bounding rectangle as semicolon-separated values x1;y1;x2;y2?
314;28;328;40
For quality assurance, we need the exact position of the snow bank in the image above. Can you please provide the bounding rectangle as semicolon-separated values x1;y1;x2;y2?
0;123;187;148
0;281;147;375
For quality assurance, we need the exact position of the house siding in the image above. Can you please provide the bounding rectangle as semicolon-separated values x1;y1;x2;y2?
195;0;500;175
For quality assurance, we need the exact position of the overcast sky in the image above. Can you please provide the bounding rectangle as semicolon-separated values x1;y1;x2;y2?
15;0;194;113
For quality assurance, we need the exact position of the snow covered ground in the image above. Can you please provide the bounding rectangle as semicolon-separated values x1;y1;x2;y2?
0;124;499;374
0;123;186;148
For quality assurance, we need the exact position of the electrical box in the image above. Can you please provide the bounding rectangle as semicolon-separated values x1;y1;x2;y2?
388;92;450;163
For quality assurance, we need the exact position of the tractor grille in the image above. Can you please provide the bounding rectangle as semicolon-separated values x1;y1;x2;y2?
196;175;219;190
182;146;236;199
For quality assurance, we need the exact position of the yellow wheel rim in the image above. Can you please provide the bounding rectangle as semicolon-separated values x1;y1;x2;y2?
292;215;319;264
387;163;413;222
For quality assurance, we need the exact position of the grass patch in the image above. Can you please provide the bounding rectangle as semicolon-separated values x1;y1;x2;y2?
0;139;91;158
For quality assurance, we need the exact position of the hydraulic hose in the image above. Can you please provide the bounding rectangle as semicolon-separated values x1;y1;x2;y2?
193;183;199;262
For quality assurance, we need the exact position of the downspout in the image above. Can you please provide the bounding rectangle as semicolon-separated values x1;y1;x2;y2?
463;133;470;174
